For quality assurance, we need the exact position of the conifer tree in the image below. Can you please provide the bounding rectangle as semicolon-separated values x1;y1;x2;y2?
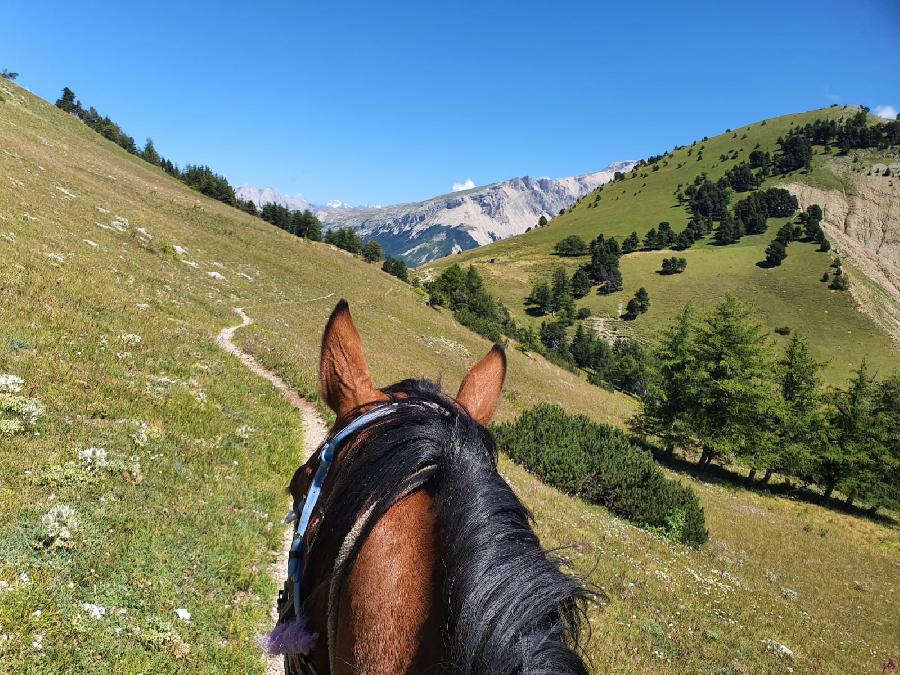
571;267;592;298
692;296;777;468
630;306;700;455
530;279;552;315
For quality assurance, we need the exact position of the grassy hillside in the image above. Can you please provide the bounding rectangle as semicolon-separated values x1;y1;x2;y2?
1;82;896;673
428;107;898;384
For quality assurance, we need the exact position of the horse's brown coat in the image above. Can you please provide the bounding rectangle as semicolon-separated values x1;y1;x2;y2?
299;300;504;674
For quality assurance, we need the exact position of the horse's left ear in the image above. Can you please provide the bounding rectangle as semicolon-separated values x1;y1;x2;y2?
456;343;507;425
320;300;387;421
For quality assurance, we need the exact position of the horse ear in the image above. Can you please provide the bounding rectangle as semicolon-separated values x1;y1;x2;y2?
456;343;507;425
320;300;386;421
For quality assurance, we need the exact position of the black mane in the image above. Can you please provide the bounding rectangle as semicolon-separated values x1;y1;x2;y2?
305;379;588;674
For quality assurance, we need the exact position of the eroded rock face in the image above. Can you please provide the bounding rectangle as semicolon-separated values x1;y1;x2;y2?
785;163;900;342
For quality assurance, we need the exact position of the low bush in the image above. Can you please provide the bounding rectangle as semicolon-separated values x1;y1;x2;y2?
493;404;708;546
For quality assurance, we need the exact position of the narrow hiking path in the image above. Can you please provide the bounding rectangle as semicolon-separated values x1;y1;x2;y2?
216;307;328;675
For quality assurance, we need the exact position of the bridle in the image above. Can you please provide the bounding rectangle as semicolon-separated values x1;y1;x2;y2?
275;402;402;675
273;398;451;674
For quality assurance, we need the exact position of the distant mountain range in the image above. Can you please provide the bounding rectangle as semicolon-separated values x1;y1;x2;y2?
235;161;634;265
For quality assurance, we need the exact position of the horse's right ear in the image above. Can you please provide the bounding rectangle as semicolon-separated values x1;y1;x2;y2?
320;300;387;421
456;343;507;425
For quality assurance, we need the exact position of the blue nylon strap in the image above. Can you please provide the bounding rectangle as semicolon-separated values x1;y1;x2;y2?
289;402;400;617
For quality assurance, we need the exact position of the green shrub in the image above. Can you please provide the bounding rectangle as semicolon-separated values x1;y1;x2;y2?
493;404;708;546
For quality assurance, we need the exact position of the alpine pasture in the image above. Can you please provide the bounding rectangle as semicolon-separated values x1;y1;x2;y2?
0;81;897;673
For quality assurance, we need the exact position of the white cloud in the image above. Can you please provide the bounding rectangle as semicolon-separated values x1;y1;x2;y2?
452;178;475;192
873;104;897;119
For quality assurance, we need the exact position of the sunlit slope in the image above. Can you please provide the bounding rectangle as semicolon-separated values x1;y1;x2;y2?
0;82;896;675
427;107;897;383
0;81;631;671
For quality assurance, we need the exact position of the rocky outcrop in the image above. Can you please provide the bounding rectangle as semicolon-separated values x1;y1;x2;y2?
237;161;635;266
785;162;900;343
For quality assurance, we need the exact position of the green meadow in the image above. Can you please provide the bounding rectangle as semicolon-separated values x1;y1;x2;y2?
430;107;898;384
1;82;896;673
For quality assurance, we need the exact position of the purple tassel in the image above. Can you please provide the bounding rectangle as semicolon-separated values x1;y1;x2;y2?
263;615;319;655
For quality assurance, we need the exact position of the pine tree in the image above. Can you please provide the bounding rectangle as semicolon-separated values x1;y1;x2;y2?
55;87;78;114
142;138;161;166
692;296;778;468
550;266;571;312
530;280;552;315
571;268;592;298
630;306;700;455
765;240;788;266
770;335;824;484
635;287;650;313
821;362;875;503
361;240;384;263
621;231;640;254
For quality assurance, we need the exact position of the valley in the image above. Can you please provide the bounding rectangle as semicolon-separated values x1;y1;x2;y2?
0;80;897;674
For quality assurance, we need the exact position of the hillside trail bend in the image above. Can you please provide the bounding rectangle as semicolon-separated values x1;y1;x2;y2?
216;307;328;675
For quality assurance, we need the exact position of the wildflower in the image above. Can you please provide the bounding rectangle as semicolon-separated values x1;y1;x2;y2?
126;456;144;484
82;603;106;620
31;631;45;652
0;374;24;393
116;352;130;360
77;447;108;474
781;587;798;600
120;334;142;347
194;389;208;404
175;608;191;622
40;504;79;547
0;418;24;435
764;639;794;658
132;420;161;448
237;425;255;440
18;572;29;585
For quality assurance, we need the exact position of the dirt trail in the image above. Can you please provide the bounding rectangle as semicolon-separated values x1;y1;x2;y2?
217;307;328;675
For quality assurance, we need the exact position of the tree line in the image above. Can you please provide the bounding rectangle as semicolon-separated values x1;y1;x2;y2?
53;86;409;283
630;297;898;513
55;87;249;212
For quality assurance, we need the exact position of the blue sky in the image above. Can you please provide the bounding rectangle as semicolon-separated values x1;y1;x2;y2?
4;1;899;205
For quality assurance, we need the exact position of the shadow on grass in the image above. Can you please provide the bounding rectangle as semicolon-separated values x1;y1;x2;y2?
756;259;780;269
635;439;898;526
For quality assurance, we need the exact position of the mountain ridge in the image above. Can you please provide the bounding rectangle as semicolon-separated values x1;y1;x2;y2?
236;161;635;265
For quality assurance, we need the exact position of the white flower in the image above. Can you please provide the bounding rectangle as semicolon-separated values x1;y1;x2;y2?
17;399;44;426
194;389;207;404
0;419;23;436
120;333;142;346
31;631;45;652
82;603;106;620
116;351;130;360
0;374;24;394
18;572;29;586
764;639;794;658
77;447;108;473
131;421;161;448
237;425;255;440
175;608;191;622
40;504;79;543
